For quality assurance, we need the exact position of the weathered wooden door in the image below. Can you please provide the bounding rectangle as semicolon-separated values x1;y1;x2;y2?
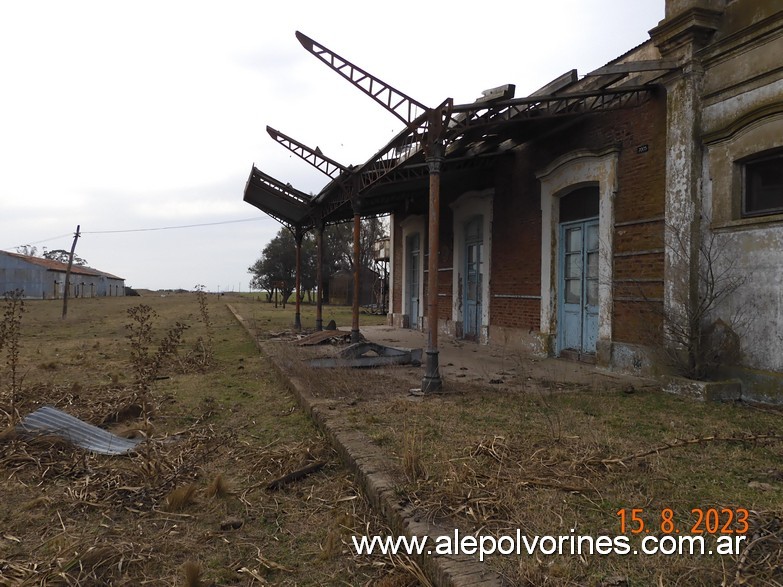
559;219;599;357
463;216;483;341
406;233;420;328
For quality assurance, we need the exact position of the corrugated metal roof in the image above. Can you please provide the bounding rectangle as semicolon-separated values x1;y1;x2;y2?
16;406;144;455
0;250;124;280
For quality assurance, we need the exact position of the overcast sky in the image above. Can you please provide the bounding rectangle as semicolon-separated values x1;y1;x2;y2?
1;1;664;292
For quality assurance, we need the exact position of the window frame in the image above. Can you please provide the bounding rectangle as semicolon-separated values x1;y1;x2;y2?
741;150;783;219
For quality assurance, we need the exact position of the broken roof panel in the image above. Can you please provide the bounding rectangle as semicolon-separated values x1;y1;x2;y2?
243;166;314;231
16;406;144;455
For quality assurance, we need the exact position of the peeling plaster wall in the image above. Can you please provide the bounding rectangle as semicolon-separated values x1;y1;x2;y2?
665;0;727;19
703;80;783;136
711;229;783;372
400;215;425;330
661;67;703;335
450;190;493;344
664;0;783;397
700;6;783;387
701;81;783;378
638;0;783;400
704;111;783;225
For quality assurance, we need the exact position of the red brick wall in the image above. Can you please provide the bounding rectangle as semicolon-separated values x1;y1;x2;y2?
490;153;543;330
610;95;667;344
391;94;667;346
487;95;667;344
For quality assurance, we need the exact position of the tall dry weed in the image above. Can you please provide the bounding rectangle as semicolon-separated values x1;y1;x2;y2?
125;303;188;416
193;284;214;368
402;429;426;483
0;289;25;425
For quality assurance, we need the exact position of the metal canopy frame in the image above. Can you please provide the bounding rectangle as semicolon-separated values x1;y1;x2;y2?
247;37;669;227
307;84;659;225
242;32;674;385
243;166;314;232
295;31;428;128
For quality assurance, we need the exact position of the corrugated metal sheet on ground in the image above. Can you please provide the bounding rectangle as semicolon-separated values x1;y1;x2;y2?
16;406;144;455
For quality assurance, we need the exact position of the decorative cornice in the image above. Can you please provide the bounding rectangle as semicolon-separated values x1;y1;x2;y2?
650;7;724;58
699;10;783;67
702;102;783;145
535;147;621;181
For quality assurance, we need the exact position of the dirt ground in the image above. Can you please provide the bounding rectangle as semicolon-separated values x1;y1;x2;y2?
0;294;422;586
239;304;783;587
4;294;783;586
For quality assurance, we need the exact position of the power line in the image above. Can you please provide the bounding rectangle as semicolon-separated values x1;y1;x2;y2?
83;217;262;234
1;233;75;252
2;217;265;251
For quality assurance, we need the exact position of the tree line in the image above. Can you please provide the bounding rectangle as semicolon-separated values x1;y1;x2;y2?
15;246;88;267
247;217;387;304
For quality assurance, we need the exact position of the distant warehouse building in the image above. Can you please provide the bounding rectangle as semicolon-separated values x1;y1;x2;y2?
0;251;125;299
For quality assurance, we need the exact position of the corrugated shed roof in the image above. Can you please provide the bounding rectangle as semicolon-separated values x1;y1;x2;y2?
0;250;124;280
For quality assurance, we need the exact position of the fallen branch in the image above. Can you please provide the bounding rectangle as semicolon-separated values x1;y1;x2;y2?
516;478;590;493
732;511;783;586
266;460;326;491
591;433;783;467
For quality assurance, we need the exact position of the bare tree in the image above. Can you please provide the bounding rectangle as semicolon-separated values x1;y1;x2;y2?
15;245;37;257
660;223;748;380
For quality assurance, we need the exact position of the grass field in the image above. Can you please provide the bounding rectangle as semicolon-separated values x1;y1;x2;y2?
0;293;415;586
233;297;783;587
4;292;783;586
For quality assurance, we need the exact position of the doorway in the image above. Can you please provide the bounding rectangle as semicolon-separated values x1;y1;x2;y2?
557;186;599;360
406;233;420;329
463;215;483;341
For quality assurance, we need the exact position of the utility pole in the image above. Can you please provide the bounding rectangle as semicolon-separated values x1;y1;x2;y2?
62;224;81;319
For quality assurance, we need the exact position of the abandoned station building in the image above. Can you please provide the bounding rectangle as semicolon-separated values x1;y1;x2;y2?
246;0;783;402
0;251;126;300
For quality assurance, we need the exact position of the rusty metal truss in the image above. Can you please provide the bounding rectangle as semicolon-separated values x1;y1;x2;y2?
267;126;349;180
248;31;666;226
360;87;653;189
296;31;428;128
446;85;655;137
327;99;450;199
302;84;655;223
353;112;428;189
312;182;353;222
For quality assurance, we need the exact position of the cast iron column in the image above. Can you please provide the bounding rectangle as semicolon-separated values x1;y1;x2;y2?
421;118;444;392
351;210;362;343
294;227;303;331
315;223;324;331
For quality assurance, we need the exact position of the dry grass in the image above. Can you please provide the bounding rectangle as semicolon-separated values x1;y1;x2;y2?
9;291;780;585
0;293;419;586
237;300;783;586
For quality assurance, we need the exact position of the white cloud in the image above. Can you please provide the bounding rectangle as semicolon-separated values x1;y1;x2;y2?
0;0;664;291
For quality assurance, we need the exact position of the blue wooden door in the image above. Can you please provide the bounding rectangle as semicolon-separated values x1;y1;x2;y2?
407;233;420;328
559;219;599;356
464;216;483;340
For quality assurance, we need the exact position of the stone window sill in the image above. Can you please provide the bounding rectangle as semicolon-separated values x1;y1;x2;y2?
712;213;783;232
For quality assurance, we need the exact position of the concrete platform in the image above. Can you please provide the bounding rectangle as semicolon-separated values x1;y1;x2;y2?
230;305;658;586
358;325;656;393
